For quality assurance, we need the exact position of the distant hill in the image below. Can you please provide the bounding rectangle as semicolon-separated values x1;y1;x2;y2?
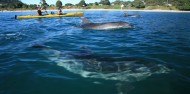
0;0;20;4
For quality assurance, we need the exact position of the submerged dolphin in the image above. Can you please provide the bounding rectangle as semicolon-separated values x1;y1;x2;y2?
32;44;170;82
81;17;134;30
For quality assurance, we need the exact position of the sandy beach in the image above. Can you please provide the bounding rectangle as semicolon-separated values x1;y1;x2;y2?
1;9;190;13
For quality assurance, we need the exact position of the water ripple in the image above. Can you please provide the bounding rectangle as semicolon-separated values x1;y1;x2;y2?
0;11;190;94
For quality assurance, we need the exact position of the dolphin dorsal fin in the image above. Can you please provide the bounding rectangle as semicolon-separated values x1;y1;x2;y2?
81;17;92;24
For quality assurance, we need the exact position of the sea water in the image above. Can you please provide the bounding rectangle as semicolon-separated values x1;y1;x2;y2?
0;11;190;94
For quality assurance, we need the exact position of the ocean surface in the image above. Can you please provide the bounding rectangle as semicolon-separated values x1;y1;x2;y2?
0;10;190;94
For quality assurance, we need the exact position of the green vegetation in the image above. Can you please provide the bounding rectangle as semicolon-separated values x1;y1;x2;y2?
56;0;62;7
0;0;37;10
0;0;190;11
40;0;47;6
174;0;190;11
78;0;87;7
100;0;111;5
133;0;145;8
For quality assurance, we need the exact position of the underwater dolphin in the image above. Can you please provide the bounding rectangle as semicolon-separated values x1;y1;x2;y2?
81;17;134;30
32;44;170;82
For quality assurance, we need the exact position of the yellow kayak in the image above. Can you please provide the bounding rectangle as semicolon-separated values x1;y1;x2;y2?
16;12;84;19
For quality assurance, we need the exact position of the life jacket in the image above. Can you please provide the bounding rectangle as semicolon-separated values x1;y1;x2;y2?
37;10;42;16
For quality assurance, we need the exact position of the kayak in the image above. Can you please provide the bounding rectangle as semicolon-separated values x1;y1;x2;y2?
15;12;84;19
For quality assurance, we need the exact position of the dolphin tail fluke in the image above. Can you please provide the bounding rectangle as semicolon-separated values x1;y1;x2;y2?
81;17;92;25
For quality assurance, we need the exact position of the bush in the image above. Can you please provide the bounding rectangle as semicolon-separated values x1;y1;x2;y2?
100;0;111;6
28;4;37;9
56;0;62;7
176;0;190;10
133;0;145;8
78;0;87;7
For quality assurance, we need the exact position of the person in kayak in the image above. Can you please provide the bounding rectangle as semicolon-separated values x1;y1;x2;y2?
37;6;43;16
58;6;62;15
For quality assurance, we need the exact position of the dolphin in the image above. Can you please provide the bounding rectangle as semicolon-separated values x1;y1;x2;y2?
32;44;170;82
81;17;134;30
124;13;142;18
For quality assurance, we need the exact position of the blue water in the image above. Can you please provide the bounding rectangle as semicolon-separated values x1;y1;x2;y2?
0;11;190;94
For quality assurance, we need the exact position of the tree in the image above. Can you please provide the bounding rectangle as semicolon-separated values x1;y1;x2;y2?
40;0;48;6
113;0;124;5
65;3;73;7
175;0;190;10
0;4;7;8
88;3;93;6
22;4;28;8
14;1;24;8
144;0;165;6
94;2;99;6
56;0;62;7
133;0;145;8
7;3;16;8
78;0;87;7
100;0;111;5
28;4;37;9
0;0;20;4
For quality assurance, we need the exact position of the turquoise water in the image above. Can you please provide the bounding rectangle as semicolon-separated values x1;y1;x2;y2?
0;11;190;94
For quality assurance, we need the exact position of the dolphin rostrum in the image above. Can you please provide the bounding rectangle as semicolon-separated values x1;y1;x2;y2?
81;17;134;30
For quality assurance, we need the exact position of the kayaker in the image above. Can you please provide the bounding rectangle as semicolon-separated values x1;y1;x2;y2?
58;6;62;15
37;6;43;16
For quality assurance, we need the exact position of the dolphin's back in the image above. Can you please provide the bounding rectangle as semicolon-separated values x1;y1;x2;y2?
81;17;133;30
82;22;133;30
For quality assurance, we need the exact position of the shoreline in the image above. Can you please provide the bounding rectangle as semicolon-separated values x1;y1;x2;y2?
1;9;190;13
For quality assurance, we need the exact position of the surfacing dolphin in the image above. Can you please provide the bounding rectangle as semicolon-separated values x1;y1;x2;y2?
81;17;134;30
124;13;142;18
